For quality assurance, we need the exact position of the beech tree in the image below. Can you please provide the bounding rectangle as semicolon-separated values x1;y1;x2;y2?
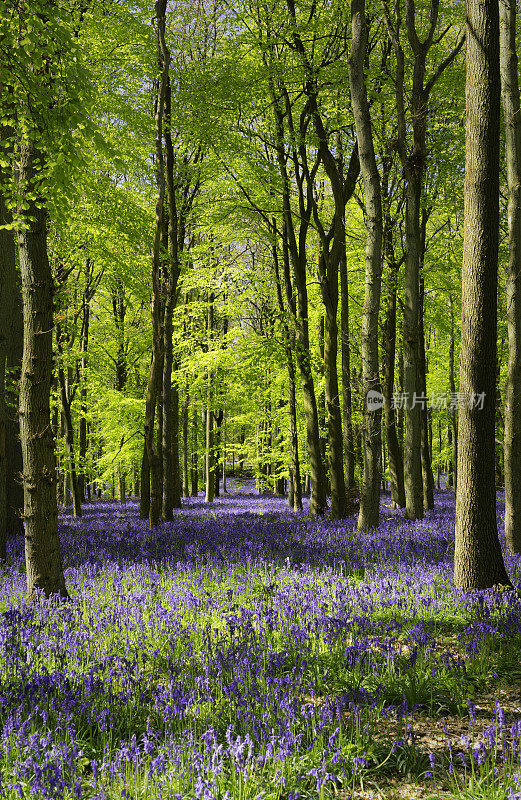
349;0;384;528
500;0;521;554
454;0;510;589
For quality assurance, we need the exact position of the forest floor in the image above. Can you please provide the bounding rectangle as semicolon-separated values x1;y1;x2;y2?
0;486;521;799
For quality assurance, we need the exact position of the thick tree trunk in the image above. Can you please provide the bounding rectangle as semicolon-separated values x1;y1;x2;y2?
349;0;384;528
17;141;67;599
454;0;510;589
500;0;521;552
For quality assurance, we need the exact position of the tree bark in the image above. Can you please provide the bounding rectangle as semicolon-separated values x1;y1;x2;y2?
0;190;15;558
349;0;384;528
381;165;406;508
340;242;356;493
419;274;435;510
17;141;67;599
78;286;90;502
448;295;458;490
454;0;510;589
140;440;150;517
56;358;81;518
205;294;215;503
161;64;182;520
191;404;198;496
500;0;521;552
182;384;189;497
145;0;168;527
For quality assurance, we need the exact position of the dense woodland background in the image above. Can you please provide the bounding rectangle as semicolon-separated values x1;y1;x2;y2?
0;0;519;596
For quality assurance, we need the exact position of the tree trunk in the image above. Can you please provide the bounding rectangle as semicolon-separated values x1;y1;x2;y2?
0;186;16;558
349;0;384;528
6;272;23;537
17;141;67;599
501;0;521;551
454;0;510;589
402;172;424;519
419;274;435;510
57;361;82;518
182;385;189;497
140;440;150;518
205;378;214;503
145;1;168;527
340;243;356;493
222;409;227;493
381;181;406;508
191;404;198;496
287;346;302;511
214;409;223;498
381;0;463;520
449;295;458;490
78;291;90;502
118;471;126;504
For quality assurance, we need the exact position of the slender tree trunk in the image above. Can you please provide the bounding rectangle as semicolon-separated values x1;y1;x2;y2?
0;189;15;558
182;385;189;497
340;243;356;493
403;173;424;519
287;347;302;511
57;362;82;518
205;378;214;503
205;293;215;503
17;141;67;599
140;440;150;518
380;0;464;520
118;471;126;504
214;409;223;498
349;0;384;528
222;409;227;493
145;2;168;527
78;290;90;502
500;0;521;551
437;419;442;489
454;0;510;588
6;272;23;536
381;204;406;508
191;404;198;496
449;295;458;490
419;274;435;510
